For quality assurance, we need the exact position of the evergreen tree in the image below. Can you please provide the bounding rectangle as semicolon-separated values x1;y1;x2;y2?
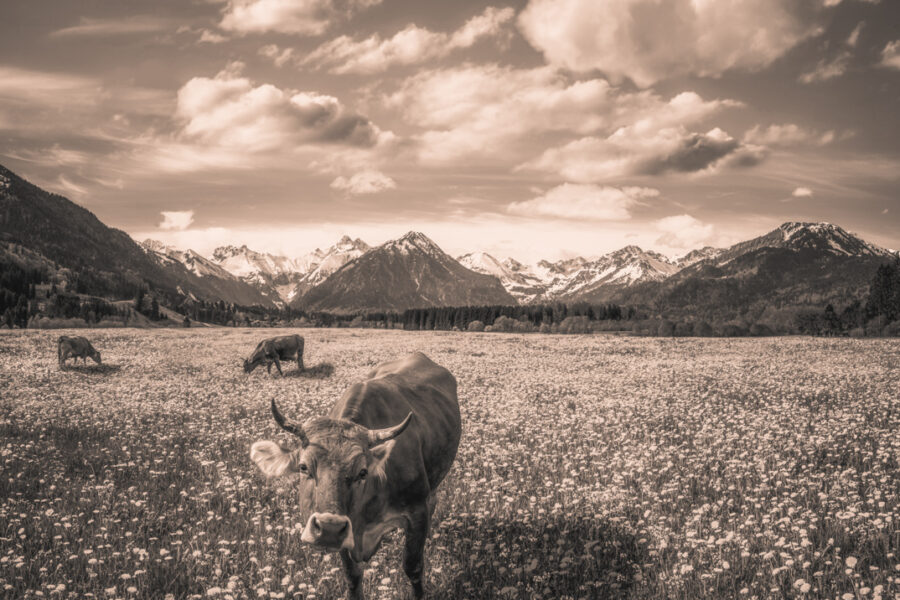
865;257;900;322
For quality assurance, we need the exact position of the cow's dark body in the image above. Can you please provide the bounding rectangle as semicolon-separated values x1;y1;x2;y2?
330;352;461;598
57;335;100;368
244;334;304;375
331;353;460;507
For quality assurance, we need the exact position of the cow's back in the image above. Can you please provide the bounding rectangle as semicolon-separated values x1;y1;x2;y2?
332;352;461;498
59;336;87;354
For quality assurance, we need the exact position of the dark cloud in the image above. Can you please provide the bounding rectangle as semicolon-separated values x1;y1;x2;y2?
642;132;741;175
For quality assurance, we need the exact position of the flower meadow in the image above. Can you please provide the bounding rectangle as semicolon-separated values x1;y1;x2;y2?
1;328;899;600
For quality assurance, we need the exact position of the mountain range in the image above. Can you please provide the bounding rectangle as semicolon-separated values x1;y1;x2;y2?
1;163;896;318
207;236;370;304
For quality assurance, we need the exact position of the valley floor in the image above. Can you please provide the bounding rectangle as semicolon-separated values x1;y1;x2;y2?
1;329;899;599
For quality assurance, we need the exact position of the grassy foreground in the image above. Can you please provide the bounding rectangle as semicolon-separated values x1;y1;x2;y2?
1;328;898;599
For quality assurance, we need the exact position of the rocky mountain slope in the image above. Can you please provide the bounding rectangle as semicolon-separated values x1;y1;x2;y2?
296;232;516;312
0;164;272;307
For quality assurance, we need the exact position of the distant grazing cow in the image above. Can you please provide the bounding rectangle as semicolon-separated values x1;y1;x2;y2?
58;336;101;368
251;352;461;600
243;334;304;376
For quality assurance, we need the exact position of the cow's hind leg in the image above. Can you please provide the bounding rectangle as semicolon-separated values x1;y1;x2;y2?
340;549;364;600
403;504;430;599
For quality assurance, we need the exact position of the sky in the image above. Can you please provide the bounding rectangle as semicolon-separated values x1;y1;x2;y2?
1;0;899;263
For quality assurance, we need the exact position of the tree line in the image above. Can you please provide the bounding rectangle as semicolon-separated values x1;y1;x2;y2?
795;256;900;336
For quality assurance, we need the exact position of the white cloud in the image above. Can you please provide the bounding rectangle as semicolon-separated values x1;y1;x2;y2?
655;214;717;250
387;64;737;165
174;63;386;152
330;170;396;194
0;66;171;138
792;186;814;197
159;210;195;230
523;127;748;182
518;0;824;87
881;41;900;70
55;175;88;198
0;66;98;103
305;7;514;74
220;0;381;36
259;44;295;67
799;52;851;83
743;123;830;146
50;16;171;38
199;29;228;43
507;183;658;221
846;22;864;47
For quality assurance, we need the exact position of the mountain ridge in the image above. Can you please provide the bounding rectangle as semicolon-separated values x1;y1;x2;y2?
2;163;896;317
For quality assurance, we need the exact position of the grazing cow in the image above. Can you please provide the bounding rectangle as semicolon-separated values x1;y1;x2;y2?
251;352;461;600
243;334;304;376
58;335;101;368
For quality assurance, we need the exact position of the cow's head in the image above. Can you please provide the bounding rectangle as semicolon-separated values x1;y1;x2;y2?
251;400;412;553
244;343;271;373
90;350;102;364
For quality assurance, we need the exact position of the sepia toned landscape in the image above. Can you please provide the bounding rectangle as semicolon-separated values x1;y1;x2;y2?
3;0;900;598
2;328;898;599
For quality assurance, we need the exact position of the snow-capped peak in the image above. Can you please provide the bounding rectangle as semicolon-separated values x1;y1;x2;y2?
458;251;508;277
140;239;236;280
777;221;891;257
384;231;445;256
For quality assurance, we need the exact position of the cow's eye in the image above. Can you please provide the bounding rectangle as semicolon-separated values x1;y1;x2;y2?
357;468;368;481
298;463;309;475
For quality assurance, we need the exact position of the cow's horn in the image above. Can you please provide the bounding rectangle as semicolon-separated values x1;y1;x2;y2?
368;413;413;447
271;399;308;446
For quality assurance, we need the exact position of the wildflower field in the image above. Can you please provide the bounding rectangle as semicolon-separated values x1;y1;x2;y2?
1;328;899;600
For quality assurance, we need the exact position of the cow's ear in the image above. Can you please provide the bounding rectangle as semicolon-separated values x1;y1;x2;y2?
250;441;297;478
368;440;396;480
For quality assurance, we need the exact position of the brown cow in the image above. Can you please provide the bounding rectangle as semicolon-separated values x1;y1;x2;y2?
58;336;101;368
250;352;461;599
243;334;304;376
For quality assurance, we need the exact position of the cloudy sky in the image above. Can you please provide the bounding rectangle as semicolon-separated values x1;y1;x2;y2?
1;0;899;262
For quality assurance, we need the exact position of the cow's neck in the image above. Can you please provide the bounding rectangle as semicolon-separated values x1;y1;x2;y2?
354;509;409;563
350;478;409;562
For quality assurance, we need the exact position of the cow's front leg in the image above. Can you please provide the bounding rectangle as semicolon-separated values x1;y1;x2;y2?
272;354;283;376
340;549;364;600
297;353;304;372
403;504;430;599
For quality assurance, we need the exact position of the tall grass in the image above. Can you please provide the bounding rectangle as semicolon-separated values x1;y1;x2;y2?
1;329;898;599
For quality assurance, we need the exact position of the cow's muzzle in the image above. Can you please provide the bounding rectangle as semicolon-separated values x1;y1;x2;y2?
300;513;354;551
